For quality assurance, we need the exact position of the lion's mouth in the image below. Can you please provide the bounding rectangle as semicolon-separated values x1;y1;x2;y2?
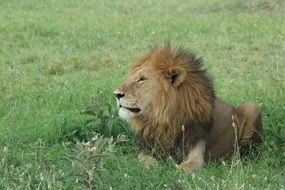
119;105;141;113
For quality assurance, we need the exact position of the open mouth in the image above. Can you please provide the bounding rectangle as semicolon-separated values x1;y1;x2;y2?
119;105;141;113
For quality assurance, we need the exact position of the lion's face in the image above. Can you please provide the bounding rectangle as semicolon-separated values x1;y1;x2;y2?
114;64;163;120
114;46;215;132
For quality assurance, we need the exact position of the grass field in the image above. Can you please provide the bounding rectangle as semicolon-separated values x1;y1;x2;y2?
0;0;285;189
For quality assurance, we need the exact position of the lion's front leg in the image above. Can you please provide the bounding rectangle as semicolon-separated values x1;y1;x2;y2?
138;152;157;169
177;140;206;172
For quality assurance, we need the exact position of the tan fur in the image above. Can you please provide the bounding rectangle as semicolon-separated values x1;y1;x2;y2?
114;45;263;171
177;140;206;172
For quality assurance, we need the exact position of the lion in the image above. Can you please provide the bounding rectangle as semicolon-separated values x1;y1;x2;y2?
114;45;263;172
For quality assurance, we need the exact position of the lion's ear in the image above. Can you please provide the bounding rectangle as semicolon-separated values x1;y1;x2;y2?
167;67;186;87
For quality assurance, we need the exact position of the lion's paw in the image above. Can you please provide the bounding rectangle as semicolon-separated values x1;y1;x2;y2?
176;161;201;173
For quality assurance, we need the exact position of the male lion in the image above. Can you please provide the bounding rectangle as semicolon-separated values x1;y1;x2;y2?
114;45;263;172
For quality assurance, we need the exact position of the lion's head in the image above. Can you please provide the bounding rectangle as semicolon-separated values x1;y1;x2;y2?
114;45;215;153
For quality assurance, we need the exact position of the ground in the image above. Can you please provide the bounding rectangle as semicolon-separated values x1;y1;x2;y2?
0;0;284;189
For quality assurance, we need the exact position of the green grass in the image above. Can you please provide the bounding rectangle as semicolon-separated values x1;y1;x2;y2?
0;0;284;189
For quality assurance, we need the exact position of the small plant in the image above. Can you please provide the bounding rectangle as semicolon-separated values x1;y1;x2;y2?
64;133;128;189
59;89;131;143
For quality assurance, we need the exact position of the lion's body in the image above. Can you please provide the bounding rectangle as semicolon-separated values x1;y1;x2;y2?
205;99;262;161
114;45;263;171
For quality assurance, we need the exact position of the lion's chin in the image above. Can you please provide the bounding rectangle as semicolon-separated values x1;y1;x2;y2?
118;107;141;120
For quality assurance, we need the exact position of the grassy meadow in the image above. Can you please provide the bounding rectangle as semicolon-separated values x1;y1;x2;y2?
0;0;285;189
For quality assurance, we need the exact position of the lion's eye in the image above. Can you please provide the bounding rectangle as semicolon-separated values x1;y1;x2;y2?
137;76;145;82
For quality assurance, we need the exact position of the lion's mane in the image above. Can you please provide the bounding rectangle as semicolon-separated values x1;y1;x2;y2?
130;45;216;163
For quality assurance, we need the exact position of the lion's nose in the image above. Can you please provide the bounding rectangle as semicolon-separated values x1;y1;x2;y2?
114;92;125;100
